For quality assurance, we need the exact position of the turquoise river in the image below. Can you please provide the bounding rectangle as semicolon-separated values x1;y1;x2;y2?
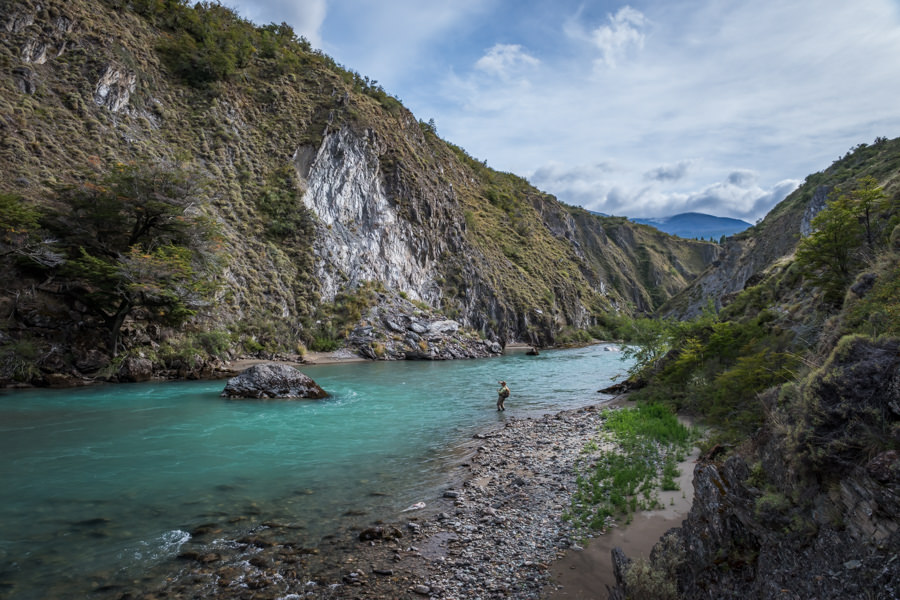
0;344;630;599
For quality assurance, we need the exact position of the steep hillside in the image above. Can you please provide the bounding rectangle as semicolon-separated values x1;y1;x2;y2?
663;137;900;318
608;139;900;599
0;0;714;384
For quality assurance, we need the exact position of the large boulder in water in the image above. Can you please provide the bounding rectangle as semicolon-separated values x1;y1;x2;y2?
221;363;328;399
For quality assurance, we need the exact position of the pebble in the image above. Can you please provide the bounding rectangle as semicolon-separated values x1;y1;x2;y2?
105;404;616;600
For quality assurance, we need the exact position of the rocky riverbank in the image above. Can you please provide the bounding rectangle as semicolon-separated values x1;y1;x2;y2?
109;401;668;600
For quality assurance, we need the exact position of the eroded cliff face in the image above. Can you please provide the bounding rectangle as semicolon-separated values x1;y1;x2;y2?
0;0;717;384
661;186;826;320
296;128;446;306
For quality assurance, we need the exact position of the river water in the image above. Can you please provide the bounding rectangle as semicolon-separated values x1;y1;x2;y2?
0;344;629;599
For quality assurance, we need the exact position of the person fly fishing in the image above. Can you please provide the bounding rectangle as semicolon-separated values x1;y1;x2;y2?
497;380;510;411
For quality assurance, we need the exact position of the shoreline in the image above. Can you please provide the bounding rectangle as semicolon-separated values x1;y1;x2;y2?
142;397;694;600
1;341;610;389
545;443;698;598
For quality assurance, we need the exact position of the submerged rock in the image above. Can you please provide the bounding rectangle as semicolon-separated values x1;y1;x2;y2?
221;363;328;399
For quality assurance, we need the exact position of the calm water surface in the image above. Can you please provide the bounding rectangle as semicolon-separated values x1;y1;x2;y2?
0;345;629;598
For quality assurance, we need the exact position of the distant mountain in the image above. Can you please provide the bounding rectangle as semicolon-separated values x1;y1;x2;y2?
630;212;752;240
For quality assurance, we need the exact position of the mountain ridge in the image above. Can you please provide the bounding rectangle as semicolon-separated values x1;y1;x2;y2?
0;0;716;384
630;211;753;239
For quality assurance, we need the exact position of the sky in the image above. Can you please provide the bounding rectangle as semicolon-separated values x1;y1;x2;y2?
224;0;900;222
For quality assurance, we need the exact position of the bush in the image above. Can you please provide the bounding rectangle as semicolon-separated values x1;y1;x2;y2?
158;337;203;370
310;331;340;352
154;2;256;86
0;338;42;382
842;255;900;337
254;168;315;242
195;330;232;358
627;307;799;444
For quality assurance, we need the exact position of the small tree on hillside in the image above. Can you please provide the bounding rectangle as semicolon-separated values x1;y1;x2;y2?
0;193;63;267
795;177;890;305
851;175;889;249
50;163;222;356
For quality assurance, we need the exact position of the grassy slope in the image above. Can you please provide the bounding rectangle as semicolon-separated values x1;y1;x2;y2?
0;0;716;374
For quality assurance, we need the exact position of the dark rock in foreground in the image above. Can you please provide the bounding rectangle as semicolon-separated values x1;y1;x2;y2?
221;363;328;399
608;336;900;600
117;356;153;383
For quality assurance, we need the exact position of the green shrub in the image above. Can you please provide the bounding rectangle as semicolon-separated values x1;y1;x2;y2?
624;531;684;600
195;330;232;358
0;338;42;382
566;404;697;531
158;337;203;369
791;335;900;476
557;327;592;345
254;168;316;242
310;332;340;352
842;255;900;337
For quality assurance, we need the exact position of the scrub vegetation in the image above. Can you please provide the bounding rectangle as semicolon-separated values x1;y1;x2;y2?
565;140;900;598
566;403;697;531
617;140;900;450
0;0;718;383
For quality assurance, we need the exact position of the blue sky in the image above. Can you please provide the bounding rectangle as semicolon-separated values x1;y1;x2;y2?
225;0;900;222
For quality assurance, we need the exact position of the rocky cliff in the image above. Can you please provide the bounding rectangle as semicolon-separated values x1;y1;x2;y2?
0;0;716;384
612;336;900;599
608;138;900;599
662;138;900;319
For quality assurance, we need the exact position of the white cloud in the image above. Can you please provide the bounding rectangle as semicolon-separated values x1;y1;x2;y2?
475;44;540;78
434;1;900;221
591;6;647;68
531;161;800;221
679;178;801;221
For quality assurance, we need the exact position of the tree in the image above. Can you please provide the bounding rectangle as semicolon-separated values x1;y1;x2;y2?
0;193;63;267
851;175;888;248
51;163;221;356
796;185;865;304
620;317;674;379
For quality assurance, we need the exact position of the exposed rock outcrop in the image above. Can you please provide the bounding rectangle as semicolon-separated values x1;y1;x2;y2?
221;363;328;399
0;0;716;386
344;292;502;360
117;356;153;382
298;128;447;307
663;186;829;319
610;336;900;599
94;64;137;113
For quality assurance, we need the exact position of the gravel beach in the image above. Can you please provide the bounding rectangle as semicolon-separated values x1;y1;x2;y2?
131;400;695;600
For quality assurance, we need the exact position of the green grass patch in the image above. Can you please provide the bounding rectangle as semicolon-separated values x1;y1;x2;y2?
565;403;697;532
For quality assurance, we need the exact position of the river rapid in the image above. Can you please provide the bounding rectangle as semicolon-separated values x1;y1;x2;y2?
0;344;630;599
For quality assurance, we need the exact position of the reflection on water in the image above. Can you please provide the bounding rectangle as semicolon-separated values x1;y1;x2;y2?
0;344;629;598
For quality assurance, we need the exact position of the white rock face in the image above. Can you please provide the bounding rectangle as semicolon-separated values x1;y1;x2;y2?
428;320;460;335
297;129;439;304
20;38;47;64
94;65;136;113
